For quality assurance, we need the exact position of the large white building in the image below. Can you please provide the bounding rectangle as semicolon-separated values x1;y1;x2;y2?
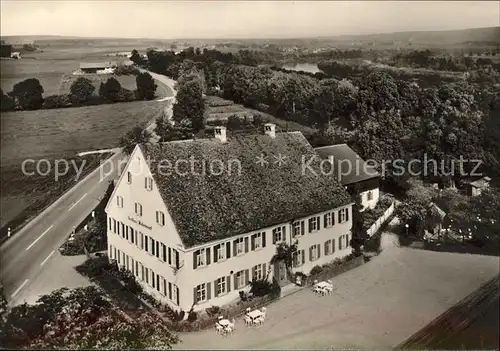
106;125;354;312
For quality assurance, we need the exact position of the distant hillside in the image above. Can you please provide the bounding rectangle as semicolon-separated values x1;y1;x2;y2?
2;27;499;48
338;27;500;45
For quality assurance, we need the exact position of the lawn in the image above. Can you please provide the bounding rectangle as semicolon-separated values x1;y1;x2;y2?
0;100;165;167
0;99;165;232
0;46;142;95
176;245;499;349
204;95;316;135
0;152;113;238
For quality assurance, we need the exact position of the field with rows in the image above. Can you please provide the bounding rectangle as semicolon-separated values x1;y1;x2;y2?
204;95;316;134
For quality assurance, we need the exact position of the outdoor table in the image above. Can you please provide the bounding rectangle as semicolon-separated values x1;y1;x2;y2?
247;310;263;320
218;319;230;327
317;281;332;289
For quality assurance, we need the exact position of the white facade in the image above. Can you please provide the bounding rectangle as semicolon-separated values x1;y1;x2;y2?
106;146;354;312
360;187;379;211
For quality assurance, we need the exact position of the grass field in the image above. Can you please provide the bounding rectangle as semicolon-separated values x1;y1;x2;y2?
0;46;138;95
0;152;113;236
1;100;165;167
204;95;316;135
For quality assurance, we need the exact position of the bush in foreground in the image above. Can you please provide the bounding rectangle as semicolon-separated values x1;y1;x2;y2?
0;286;179;349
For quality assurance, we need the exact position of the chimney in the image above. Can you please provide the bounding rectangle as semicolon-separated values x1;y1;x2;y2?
263;123;276;138
214;126;227;143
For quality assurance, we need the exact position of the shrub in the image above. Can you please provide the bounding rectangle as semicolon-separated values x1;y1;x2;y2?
42;94;72;109
249;279;275;297
187;311;198;322
226;114;243;130
114;65;140;76
256;103;270;113
75;255;113;278
116;267;143;294
1;89;15;111
252;113;268;127
239;290;248;302
205;305;221;317
310;265;323;275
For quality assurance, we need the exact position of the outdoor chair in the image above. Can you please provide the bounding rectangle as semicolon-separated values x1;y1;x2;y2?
224;325;233;335
254;316;264;326
244;315;253;326
260;307;267;318
215;323;224;334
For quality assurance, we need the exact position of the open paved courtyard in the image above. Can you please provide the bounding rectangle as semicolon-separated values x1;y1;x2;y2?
176;244;500;349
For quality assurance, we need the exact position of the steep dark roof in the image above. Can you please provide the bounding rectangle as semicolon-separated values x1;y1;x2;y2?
140;132;352;248
314;144;379;185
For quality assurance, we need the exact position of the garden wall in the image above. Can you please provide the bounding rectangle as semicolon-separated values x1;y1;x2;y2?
366;201;395;237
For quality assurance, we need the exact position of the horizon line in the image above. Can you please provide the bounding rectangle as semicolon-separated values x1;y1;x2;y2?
2;26;498;42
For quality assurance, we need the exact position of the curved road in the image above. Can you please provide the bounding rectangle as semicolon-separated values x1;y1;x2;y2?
0;70;176;303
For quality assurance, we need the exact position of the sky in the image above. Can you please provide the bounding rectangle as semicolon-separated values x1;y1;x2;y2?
1;1;499;39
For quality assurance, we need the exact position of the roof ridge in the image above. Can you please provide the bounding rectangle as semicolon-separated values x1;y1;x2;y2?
314;143;348;150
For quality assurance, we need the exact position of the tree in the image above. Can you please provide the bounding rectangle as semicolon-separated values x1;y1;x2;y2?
154;116;193;142
99;77;122;102
1;88;15;111
447;188;500;245
119;125;152;155
172;77;205;132
10;78;44;110
270;241;298;281
135;72;157;100
0;286;179;349
70;77;95;104
397;178;438;236
130;49;143;66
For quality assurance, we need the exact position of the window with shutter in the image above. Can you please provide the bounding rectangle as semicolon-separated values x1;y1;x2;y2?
206;282;211;300
226;242;231;259
214;244;220;262
244;237;249;253
262;232;266;247
227;276;231;292
301;249;305;265
193;250;198;269
206;247;211;265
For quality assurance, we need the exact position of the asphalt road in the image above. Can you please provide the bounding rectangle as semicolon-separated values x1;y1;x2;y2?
1;69;176;304
0;151;125;302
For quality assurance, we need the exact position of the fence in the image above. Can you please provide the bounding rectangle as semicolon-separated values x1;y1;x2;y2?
366;202;395;237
